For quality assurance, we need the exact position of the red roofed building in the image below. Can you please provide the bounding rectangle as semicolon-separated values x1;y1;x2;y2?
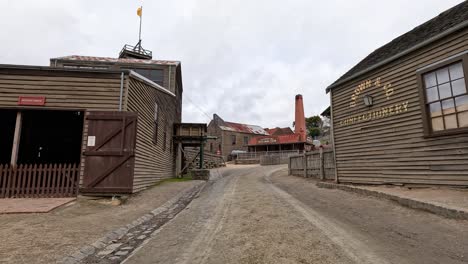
206;114;268;160
248;94;313;152
264;127;294;136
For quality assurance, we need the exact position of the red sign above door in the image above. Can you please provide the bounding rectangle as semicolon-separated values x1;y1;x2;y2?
18;96;46;106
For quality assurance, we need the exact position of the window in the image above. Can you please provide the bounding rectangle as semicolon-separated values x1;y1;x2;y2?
153;103;159;144
124;68;164;86
244;136;249;145
210;143;213;153
231;135;236;145
421;56;468;135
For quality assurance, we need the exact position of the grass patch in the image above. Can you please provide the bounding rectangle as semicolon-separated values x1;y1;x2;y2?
164;173;193;182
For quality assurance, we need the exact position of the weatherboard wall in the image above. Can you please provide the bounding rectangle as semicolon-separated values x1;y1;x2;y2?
0;68;125;188
126;77;180;193
330;28;468;186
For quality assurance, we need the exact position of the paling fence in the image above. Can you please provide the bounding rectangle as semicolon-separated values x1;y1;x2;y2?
259;151;302;166
0;163;80;198
238;150;301;161
288;149;336;180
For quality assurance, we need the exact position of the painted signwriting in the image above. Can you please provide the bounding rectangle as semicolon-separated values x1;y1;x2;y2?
258;138;277;144
350;77;393;107
18;96;46;106
339;101;409;127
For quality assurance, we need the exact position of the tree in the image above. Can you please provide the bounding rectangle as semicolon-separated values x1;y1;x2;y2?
305;115;329;139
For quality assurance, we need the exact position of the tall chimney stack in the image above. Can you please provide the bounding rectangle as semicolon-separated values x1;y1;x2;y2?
294;94;307;141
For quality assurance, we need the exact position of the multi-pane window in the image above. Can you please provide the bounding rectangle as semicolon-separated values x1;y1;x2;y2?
231;135;236;145
423;61;468;132
244;136;249;145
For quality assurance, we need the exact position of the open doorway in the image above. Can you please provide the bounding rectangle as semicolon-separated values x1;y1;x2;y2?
18;110;84;165
0;110;17;165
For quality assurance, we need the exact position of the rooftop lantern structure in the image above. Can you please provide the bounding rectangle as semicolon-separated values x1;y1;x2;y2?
119;5;153;60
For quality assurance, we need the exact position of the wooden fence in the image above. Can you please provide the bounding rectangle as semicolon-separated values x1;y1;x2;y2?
289;149;336;180
260;151;301;166
0;163;80;198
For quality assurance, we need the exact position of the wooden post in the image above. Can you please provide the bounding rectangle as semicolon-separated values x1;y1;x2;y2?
319;148;325;180
176;142;182;178
10;111;22;166
302;153;307;178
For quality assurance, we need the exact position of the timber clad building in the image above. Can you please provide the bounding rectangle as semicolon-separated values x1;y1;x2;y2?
328;2;468;186
0;56;183;197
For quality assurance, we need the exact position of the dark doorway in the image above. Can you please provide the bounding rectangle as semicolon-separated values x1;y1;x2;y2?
18;110;84;164
0;109;17;164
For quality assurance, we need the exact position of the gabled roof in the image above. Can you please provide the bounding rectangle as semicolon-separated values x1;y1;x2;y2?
220;121;268;135
212;114;268;135
264;127;294;136
51;55;180;66
327;1;468;92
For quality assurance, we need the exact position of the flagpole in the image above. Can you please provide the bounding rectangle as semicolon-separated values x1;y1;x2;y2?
139;6;143;43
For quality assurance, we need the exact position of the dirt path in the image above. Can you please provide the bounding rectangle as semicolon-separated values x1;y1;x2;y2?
124;165;468;264
0;180;202;264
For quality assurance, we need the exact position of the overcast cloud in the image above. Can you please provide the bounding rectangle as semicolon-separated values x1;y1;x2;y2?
0;0;464;127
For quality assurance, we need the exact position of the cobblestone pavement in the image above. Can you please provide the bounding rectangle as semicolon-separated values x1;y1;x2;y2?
121;165;468;264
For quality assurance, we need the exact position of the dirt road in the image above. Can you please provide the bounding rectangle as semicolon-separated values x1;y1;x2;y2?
124;165;468;264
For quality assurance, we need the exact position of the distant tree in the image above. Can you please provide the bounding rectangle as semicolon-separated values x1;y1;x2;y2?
306;115;322;138
306;116;323;129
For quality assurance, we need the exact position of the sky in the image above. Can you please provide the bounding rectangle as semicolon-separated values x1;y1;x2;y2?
0;0;464;128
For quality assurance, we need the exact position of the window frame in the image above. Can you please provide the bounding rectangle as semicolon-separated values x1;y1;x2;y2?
243;136;249;145
418;53;468;137
231;135;236;145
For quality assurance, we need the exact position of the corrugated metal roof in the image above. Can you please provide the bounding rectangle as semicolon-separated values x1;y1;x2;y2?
52;55;180;66
264;127;294;136
220;122;268;135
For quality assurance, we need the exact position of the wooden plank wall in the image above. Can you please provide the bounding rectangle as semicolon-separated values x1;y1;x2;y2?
126;77;181;193
331;29;468;186
0;69;124;188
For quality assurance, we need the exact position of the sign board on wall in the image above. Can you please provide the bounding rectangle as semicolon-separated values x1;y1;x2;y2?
18;96;46;106
87;136;96;147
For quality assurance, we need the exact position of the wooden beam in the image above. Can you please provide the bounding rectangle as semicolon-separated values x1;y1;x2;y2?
10;111;22;166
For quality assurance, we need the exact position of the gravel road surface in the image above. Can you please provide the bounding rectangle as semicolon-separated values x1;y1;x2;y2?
124;165;468;264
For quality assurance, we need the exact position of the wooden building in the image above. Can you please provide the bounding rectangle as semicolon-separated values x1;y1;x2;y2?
327;2;468;186
0;57;183;197
206;114;268;160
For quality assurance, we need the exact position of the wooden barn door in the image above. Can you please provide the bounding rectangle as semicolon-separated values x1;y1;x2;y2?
81;111;138;194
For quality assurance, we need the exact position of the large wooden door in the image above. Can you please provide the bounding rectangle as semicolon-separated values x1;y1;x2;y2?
81;111;138;194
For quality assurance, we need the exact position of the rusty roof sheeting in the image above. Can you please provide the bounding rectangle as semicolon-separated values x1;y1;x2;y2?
219;122;268;135
52;55;180;66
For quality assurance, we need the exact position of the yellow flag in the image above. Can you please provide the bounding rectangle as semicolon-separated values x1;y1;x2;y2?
137;7;142;17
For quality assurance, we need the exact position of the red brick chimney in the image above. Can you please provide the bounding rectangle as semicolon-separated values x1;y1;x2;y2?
295;94;307;141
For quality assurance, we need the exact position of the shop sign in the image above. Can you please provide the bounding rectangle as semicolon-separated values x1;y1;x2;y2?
18;96;46;106
259;138;277;144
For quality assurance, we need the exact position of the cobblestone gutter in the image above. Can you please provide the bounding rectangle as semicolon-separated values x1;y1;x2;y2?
59;182;205;264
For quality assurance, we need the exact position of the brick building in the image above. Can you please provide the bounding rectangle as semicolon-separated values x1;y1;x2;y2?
206;114;268;160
